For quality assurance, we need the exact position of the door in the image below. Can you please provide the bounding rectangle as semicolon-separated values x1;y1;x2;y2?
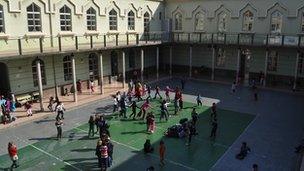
0;62;10;96
110;51;118;76
241;49;251;85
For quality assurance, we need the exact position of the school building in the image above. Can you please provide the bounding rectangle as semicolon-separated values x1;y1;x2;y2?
0;0;303;111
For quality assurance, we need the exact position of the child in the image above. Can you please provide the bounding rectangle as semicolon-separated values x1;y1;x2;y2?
165;86;173;102
8;142;19;169
146;112;155;133
24;102;32;117
160;100;170;122
174;99;180;115
129;101;139;119
191;108;198;126
179;94;183;110
146;85;151;99
138;99;152;120
159;140;166;166
211;103;217;120
56;102;65;120
153;86;162;99
76;80;82;93
113;95;118;113
90;80;95;94
144;139;154;153
231;82;236;93
48;96;55;111
135;83;143;101
88;115;95;137
196;94;203;106
55;118;63;140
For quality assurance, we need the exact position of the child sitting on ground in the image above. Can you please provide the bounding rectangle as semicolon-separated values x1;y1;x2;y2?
236;142;251;160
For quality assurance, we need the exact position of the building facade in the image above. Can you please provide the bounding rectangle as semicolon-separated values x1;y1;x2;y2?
0;0;303;106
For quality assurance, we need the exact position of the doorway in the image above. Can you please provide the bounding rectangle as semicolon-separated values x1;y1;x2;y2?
110;51;118;76
0;62;10;96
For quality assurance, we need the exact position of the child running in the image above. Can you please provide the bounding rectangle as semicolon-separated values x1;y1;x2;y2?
153;85;162;99
138;99;152;120
196;94;203;106
129;101;140;120
165;86;174;102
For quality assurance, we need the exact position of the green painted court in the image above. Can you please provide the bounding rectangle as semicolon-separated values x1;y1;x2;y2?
0;99;255;171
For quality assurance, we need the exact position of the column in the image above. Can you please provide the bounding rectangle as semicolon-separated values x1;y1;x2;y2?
211;46;215;80
293;51;300;90
122;51;126;88
99;53;104;94
156;47;159;80
71;55;78;102
141;49;144;82
263;50;269;87
36;59;44;111
169;46;172;77
236;48;241;83
189;46;193;77
52;56;59;98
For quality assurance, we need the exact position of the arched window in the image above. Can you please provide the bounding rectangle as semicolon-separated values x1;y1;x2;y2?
218;12;228;32
194;12;205;31
128;11;135;30
243;11;254;31
301;12;304;33
270;11;282;34
63;55;72;81
27;3;41;32
174;13;182;31
87;7;96;31
32;59;46;86
88;53;99;80
143;12;150;33
60;5;72;31
109;9;117;30
0;5;4;33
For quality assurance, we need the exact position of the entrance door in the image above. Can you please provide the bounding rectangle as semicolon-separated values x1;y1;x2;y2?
0;62;10;95
110;51;118;76
88;53;99;80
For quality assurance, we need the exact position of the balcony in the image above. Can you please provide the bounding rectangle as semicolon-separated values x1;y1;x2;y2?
0;32;167;58
172;32;304;48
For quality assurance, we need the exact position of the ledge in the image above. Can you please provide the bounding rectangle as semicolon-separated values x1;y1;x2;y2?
172;30;184;33
107;31;120;35
84;31;100;36
193;31;206;34
0;33;10;40
126;31;137;34
24;32;46;39
58;31;76;37
239;31;255;35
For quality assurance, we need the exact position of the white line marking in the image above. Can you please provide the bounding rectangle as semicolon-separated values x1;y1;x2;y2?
74;127;198;171
13;135;82;171
210;113;260;170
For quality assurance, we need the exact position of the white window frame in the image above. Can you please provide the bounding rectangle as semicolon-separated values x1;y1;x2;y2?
88;53;99;80
0;5;4;33
128;11;135;30
174;13;182;31
243;10;254;32
270;11;282;34
86;7;96;31
267;51;278;71
109;9;117;31
27;3;41;32
194;12;205;31
216;48;226;67
144;12;150;33
63;55;72;81
218;12;228;32
60;5;72;31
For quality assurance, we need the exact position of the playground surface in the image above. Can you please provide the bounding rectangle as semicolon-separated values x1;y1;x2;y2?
0;99;254;171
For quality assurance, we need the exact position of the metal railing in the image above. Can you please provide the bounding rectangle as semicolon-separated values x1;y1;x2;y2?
0;32;303;58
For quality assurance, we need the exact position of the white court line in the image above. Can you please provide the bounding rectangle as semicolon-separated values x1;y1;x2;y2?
209;113;260;170
13;135;82;171
73;127;199;171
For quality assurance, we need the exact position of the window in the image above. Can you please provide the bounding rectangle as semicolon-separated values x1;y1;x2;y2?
60;5;72;31
216;48;225;67
298;52;304;74
27;3;41;32
129;50;135;68
301;12;304;33
218;12;228;32
86;7;96;31
174;13;182;31
270;11;282;34
243;11;254;31
267;51;278;71
0;5;4;33
63;55;72;81
128;11;135;30
159;12;162;20
89;53;99;80
144;12;150;32
194;12;205;31
109;9;117;30
32;59;46;87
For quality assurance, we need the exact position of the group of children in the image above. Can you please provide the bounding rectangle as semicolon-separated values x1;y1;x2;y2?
0;93;17;124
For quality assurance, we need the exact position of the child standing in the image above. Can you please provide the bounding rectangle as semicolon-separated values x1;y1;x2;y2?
56;102;65;120
113;96;118;113
55;118;63;140
8;142;19;169
165;86;173;102
88;115;95;137
153;86;162;99
129;101;139;120
146;112;155;133
196;94;203;106
138;99;152;120
160;100;170;122
90;80;95;94
24;102;32;117
159;140;166;166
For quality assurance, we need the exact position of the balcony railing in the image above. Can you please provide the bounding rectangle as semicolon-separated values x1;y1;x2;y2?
172;32;304;48
0;32;168;58
0;32;303;58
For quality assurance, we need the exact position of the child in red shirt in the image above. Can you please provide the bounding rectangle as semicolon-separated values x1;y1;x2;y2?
8;142;19;169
